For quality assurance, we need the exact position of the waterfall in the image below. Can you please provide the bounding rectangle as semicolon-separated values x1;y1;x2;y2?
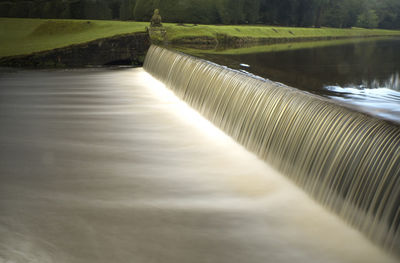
143;45;400;254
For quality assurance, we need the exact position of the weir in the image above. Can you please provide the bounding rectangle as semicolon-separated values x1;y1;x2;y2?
144;45;400;254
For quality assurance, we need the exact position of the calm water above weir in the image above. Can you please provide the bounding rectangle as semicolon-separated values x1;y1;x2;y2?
0;68;396;263
196;37;400;123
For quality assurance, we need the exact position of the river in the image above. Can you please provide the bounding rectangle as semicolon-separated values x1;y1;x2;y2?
0;68;397;263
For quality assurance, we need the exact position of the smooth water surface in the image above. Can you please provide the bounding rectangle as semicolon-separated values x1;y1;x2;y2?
199;38;400;123
0;68;397;263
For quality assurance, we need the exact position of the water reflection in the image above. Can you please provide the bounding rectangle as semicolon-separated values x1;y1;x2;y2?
361;72;399;91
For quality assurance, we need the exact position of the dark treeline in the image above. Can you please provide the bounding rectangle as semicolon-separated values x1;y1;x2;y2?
1;0;399;29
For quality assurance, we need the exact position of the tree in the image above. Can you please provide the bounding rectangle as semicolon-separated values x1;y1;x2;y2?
82;0;111;20
356;9;379;28
276;0;298;26
189;0;219;24
0;1;13;17
340;0;363;28
323;0;346;28
8;1;32;18
215;0;239;24
259;0;281;25
69;0;85;19
59;3;71;19
314;0;328;27
1;0;399;29
108;0;121;19
120;0;136;20
376;0;400;29
155;0;218;24
296;0;316;27
133;0;158;21
244;0;261;24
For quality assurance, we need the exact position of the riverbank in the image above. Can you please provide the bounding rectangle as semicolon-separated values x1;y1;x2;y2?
174;36;400;58
0;18;148;58
1;18;400;67
0;18;151;67
162;24;400;47
0;32;150;68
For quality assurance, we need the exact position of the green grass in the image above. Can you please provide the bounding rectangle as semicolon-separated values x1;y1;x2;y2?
1;18;400;58
163;24;400;42
0;18;148;58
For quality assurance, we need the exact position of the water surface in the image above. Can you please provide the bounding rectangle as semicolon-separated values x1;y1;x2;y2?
0;68;396;263
195;37;400;123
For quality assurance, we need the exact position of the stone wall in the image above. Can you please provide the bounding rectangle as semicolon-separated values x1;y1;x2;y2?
0;32;150;68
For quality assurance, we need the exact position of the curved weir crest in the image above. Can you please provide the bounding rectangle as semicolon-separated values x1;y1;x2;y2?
144;45;400;255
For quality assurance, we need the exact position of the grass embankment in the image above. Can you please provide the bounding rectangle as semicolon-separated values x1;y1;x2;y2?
1;18;400;58
0;18;147;58
163;23;400;43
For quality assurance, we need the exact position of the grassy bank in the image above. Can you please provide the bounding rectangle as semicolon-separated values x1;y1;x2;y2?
163;24;400;43
0;18;147;58
1;18;400;58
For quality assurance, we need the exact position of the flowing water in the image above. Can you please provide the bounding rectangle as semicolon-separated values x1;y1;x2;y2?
144;45;400;256
0;68;397;263
196;37;400;123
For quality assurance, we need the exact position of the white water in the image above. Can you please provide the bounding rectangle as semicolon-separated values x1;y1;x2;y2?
0;68;396;263
326;77;400;123
144;46;400;253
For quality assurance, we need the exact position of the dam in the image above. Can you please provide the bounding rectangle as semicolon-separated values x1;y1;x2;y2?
144;45;400;253
0;46;399;262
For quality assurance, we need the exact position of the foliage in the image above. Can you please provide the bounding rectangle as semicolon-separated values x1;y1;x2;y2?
133;0;158;21
376;0;400;29
0;0;399;29
83;0;112;20
119;0;136;20
157;0;217;24
357;10;379;29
